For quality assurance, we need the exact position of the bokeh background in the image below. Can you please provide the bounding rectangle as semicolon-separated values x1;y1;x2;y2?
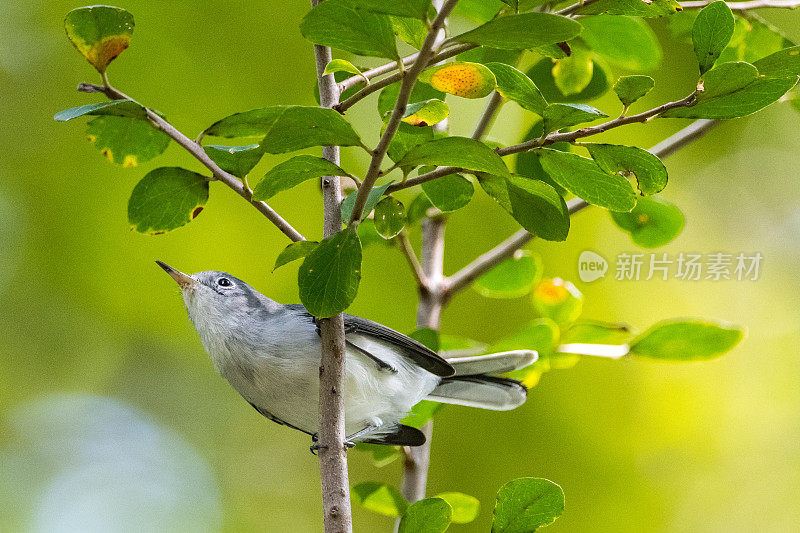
2;1;799;531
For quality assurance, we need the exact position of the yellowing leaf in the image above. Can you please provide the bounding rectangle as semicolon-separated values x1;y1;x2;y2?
419;62;496;99
401;99;450;126
64;6;135;74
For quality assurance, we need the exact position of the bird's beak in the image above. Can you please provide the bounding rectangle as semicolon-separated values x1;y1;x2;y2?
156;261;197;289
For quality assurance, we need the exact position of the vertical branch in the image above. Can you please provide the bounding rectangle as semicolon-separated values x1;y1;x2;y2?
311;1;352;532
402;216;447;505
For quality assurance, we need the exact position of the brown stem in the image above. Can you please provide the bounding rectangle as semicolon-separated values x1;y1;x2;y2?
443;119;719;298
347;0;460;225
77;83;305;242
311;1;352;531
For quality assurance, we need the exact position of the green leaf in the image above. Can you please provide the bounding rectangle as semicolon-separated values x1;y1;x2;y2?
526;59;610;103
253;155;346;201
203;106;362;153
722;16;794;65
355;0;431;19
453;0;504;23
398;498;452;533
538;149;636;212
323;58;364;77
300;0;398;58
752;45;800;78
661;76;797;119
561;320;633;345
204;144;264;178
507;177;571;241
391;15;428;49
693;1;735;74
630;319;744;361
419;62;497;99
552;44;594;96
357;218;386;247
492;478;565;533
580;16;662;72
610;196;684;248
341;182;394;222
298;227;362;318
491;318;560;378
379;81;446;118
388;124;435;165
352;482;408;517
354;443;402;468
576;0;681;17
403;399;443;428
474;251;542;298
86;115;169;166
401;99;450;127
452;13;582;50
532;278;583;325
458;46;524;66
515;122;569;196
406;192;436;223
486;62;548;115
410;328;440;351
374;197;406;239
542;103;607;134
54;100;147;121
128;167;209;235
273;241;320;271
584;143;668;195
613;75;655;108
439;335;488;356
434;492;480;524
398;137;511;177
421;173;474;212
698;62;759;100
64;6;134;74
478;173;570;241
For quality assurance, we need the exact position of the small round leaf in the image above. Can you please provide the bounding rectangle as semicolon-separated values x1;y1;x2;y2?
128;167;209;235
64;6;135;74
492;477;565;533
610;196;684;248
419;62;497;99
398;497;452;533
474;251;542;298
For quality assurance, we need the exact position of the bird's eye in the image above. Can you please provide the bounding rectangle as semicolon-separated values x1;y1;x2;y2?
217;278;232;287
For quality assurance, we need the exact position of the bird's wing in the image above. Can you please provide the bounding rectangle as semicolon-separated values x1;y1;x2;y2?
360;424;426;446
341;313;455;377
285;304;454;377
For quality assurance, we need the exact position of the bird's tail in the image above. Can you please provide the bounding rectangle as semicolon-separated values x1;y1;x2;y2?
426;350;537;411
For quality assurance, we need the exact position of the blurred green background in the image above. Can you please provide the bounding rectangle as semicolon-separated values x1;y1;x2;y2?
2;2;799;531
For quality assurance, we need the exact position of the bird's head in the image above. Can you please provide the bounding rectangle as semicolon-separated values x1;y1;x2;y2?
156;261;273;326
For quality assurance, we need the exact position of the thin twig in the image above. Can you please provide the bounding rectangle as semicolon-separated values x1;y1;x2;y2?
347;0;460;225
444;198;587;296
385;93;698;195
77;82;305;242
398;231;429;290
472;91;505;141
336;43;476;100
335;44;476;113
310;0;352;530
442;119;719;297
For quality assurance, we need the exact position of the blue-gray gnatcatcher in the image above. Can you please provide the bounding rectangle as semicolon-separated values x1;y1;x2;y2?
157;261;537;448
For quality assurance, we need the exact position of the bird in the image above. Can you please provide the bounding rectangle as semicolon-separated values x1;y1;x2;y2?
156;261;537;449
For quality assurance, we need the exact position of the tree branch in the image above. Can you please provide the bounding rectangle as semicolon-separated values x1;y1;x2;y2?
398;231;429;291
384;93;698;195
443;119;719;297
335;43;476;110
472;91;505;141
77;82;305;242
347;0;460;225
444;198;588;296
310;0;352;530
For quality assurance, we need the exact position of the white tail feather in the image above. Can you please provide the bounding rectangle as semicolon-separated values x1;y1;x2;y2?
445;350;537;376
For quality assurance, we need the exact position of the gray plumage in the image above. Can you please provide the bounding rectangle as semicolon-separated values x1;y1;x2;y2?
157;262;537;446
